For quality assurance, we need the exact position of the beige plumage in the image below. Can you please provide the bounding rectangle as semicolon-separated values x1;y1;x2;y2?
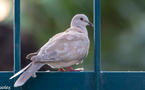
10;14;93;87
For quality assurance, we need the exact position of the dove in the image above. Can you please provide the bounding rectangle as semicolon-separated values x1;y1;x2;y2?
10;14;93;87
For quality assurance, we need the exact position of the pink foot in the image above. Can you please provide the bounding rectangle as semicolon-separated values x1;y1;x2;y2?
58;68;65;71
67;67;83;71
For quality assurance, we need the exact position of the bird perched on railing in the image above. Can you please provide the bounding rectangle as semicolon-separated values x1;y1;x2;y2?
10;14;93;87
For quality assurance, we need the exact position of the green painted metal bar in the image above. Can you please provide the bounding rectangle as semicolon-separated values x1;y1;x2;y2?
102;71;145;90
0;72;14;90
1;71;145;90
14;0;20;75
22;72;95;90
94;0;101;90
14;0;21;90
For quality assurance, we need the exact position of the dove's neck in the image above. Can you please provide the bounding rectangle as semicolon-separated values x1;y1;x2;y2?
70;26;88;36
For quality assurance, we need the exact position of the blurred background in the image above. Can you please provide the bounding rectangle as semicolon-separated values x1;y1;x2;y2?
0;0;13;71
101;0;145;71
1;0;145;71
0;0;93;71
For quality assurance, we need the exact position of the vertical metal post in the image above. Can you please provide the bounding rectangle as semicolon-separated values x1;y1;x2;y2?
14;0;20;76
14;0;21;89
94;0;101;90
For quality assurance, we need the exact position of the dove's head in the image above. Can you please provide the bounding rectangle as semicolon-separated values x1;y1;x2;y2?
71;14;93;28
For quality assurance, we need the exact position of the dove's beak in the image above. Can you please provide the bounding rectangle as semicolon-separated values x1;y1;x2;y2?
85;20;94;27
88;22;94;27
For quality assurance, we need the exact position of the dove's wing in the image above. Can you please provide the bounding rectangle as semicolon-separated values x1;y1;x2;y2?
26;32;64;60
26;49;40;59
36;27;90;63
48;32;64;42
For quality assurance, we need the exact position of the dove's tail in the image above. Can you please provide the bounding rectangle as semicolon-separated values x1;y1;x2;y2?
13;62;44;87
10;62;32;80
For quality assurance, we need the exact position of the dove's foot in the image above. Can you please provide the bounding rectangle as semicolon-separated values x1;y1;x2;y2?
59;68;65;71
67;67;83;71
58;67;83;72
32;74;37;78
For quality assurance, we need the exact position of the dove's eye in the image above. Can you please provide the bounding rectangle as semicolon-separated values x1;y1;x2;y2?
80;18;83;21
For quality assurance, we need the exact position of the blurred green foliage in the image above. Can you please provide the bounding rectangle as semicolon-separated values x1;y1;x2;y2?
20;0;94;71
102;0;145;71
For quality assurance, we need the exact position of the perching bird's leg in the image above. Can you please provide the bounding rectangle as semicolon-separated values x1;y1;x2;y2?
67;67;83;71
58;68;65;71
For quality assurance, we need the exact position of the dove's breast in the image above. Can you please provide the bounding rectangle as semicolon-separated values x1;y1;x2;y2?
47;60;79;68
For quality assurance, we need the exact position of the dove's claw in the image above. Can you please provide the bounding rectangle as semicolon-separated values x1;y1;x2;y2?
32;74;37;78
67;67;83;71
59;68;65;71
59;67;83;72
